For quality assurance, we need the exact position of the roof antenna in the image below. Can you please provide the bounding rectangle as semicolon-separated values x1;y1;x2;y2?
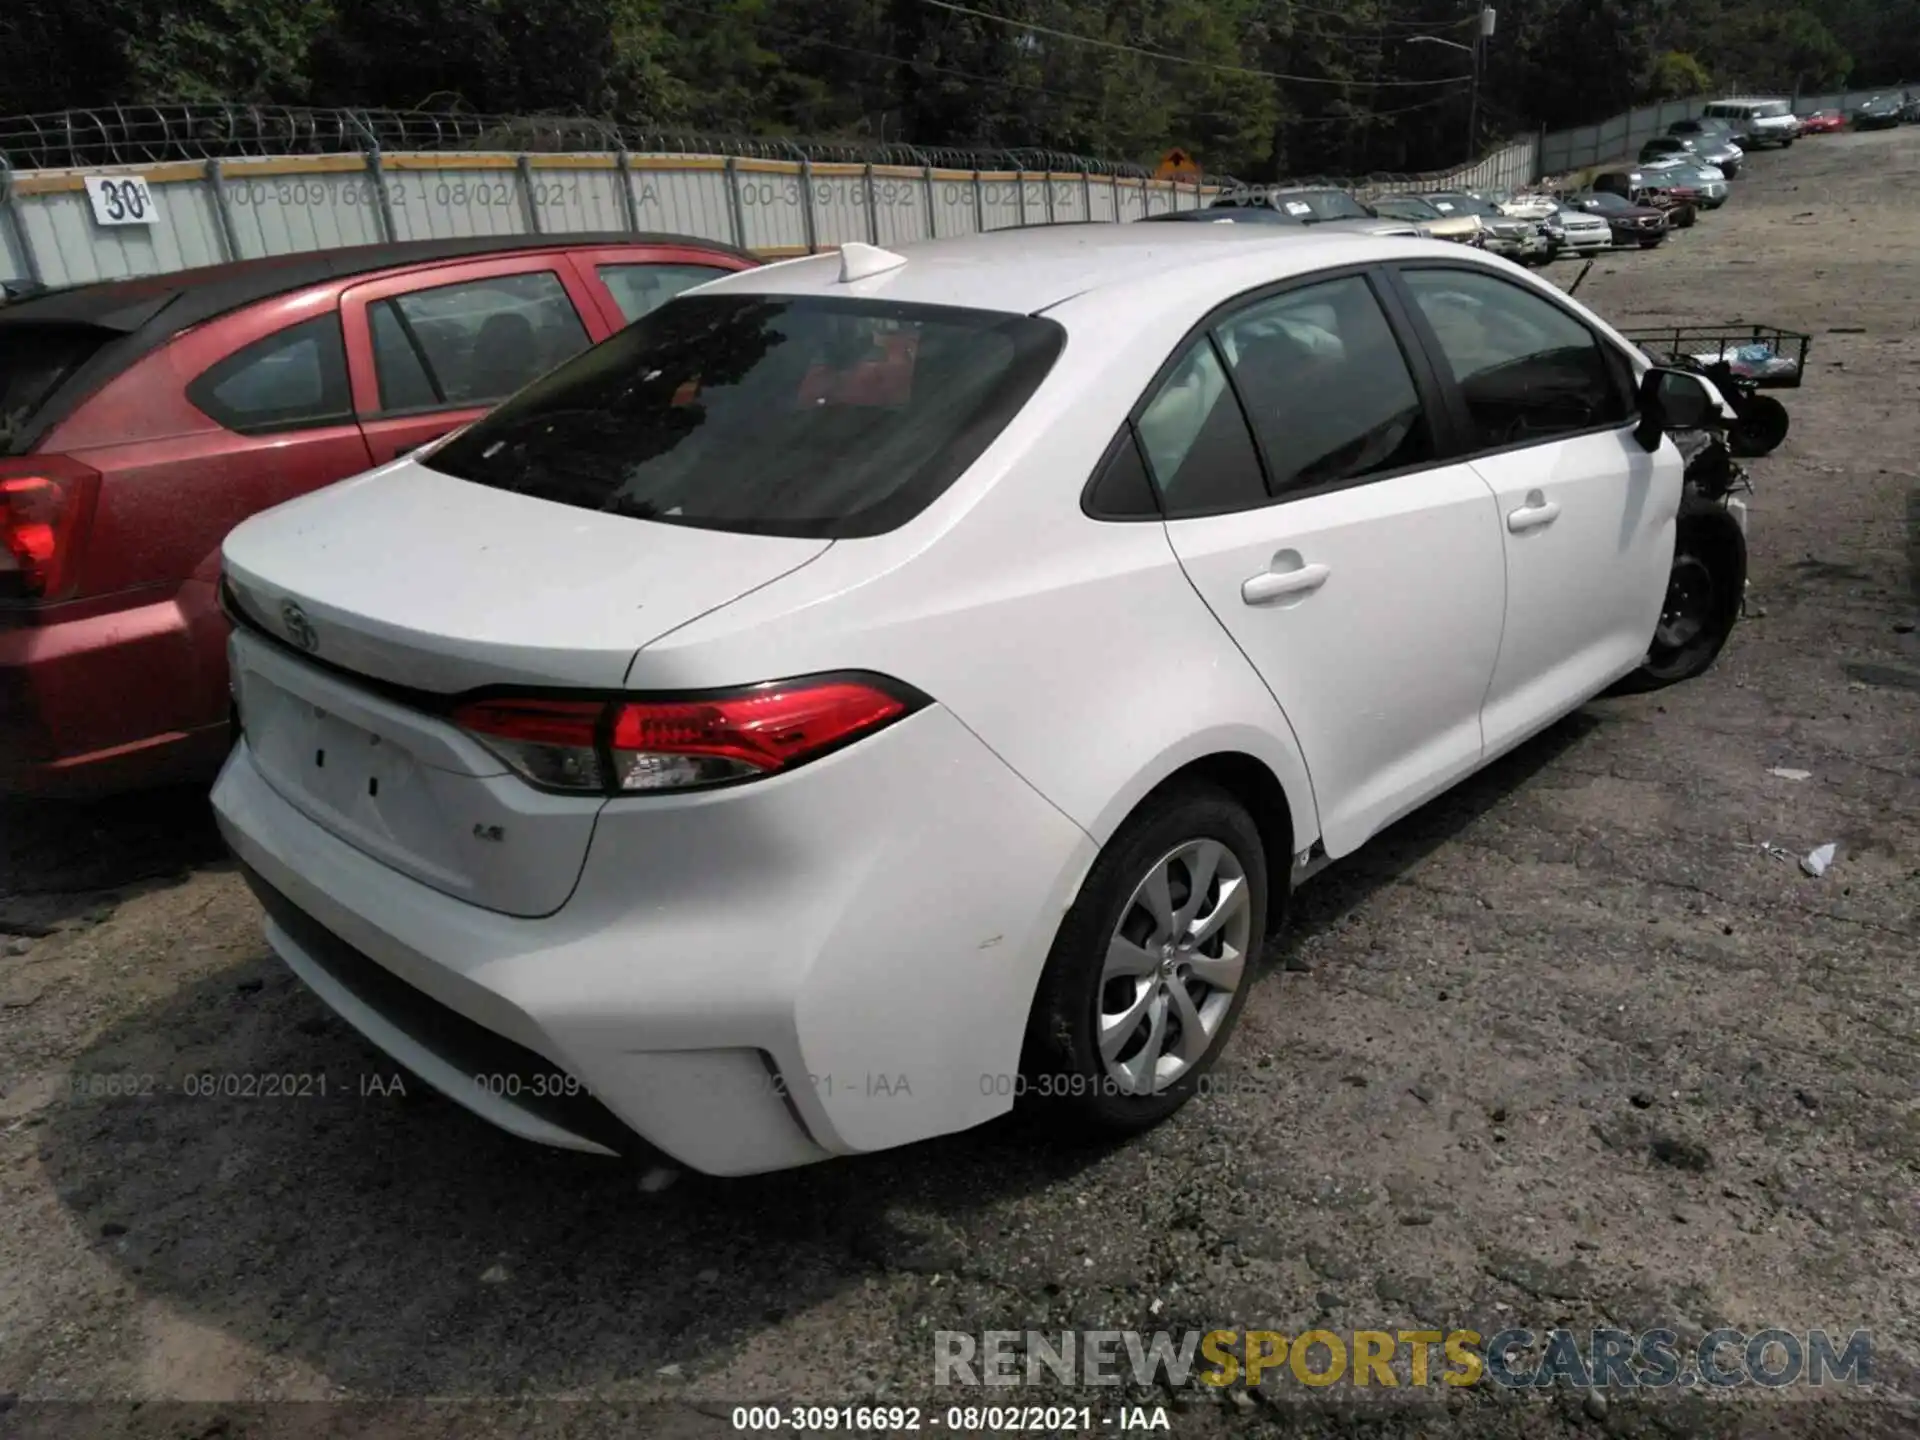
837;242;909;283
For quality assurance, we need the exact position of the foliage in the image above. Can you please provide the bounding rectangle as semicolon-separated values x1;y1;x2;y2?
2;0;1915;178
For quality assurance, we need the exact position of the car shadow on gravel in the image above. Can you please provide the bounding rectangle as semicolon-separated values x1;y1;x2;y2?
0;783;229;934
32;711;1606;1396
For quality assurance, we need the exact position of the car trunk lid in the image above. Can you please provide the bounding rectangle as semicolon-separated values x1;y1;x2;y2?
222;460;832;915
221;458;834;693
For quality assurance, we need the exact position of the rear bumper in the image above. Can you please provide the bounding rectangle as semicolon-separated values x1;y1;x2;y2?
0;582;230;797
213;706;1096;1176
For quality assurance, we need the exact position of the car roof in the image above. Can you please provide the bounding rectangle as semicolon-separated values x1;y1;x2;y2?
1;231;751;454
0;231;750;335
698;223;1455;318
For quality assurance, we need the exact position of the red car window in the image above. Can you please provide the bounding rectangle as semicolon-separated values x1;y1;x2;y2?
367;270;590;411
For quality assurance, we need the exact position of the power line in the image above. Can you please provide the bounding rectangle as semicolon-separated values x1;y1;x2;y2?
660;0;1467;133
915;0;1472;87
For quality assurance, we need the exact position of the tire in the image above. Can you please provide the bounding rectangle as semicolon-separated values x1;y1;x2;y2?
1610;510;1748;694
1727;393;1790;457
1021;783;1268;1137
1639;237;1664;249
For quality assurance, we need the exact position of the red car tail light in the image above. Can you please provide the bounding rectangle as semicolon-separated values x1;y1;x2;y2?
452;675;922;795
0;456;101;603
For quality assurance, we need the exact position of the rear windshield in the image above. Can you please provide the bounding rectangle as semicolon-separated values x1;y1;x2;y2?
0;324;111;452
426;293;1064;539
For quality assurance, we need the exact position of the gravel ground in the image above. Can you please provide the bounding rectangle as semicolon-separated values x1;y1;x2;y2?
1;130;1917;1440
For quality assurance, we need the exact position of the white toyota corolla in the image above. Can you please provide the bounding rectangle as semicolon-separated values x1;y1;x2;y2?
213;224;1742;1175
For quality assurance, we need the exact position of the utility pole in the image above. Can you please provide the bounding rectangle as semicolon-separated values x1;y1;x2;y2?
1468;7;1495;162
1411;9;1496;166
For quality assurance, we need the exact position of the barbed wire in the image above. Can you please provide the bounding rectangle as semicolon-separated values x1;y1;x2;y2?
0;104;1246;185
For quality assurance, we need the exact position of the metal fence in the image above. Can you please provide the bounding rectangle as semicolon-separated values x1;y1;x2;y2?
0;105;1273;288
0;105;1556;291
1540;85;1915;175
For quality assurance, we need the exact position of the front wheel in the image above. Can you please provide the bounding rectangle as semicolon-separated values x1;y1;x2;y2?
1021;784;1267;1136
1640;237;1664;249
1611;511;1748;694
1728;394;1790;457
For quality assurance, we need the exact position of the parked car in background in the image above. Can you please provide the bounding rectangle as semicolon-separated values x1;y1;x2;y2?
0;233;756;796
1700;97;1798;148
1660;124;1745;175
1545;200;1613;254
210;223;1735;1174
1419;192;1550;264
1152;207;1306;227
1366;194;1488;245
1795;109;1847;135
1639;136;1699;165
1496;191;1561;222
1146;209;1420;240
1853;95;1903;130
1572;190;1671;248
1642;158;1729;209
1209;187;1375;225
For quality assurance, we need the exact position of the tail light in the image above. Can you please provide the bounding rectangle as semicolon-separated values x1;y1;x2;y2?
451;674;924;795
0;456;100;603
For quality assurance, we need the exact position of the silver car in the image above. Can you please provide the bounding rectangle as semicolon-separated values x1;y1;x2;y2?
1642;159;1729;208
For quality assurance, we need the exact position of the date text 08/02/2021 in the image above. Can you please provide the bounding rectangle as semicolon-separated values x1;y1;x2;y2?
730;1406;1170;1433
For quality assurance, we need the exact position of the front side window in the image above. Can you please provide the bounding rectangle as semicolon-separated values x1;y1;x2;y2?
427;294;1064;539
1216;276;1432;496
187;313;351;435
598;264;732;325
1400;268;1628;451
368;270;590;411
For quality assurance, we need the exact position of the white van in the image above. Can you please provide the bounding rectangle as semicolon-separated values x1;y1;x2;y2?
1700;98;1799;148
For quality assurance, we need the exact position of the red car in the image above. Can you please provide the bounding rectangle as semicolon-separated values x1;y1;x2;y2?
1;233;755;797
1796;109;1846;134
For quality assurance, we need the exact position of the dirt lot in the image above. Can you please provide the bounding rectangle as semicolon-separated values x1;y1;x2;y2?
1;131;1917;1440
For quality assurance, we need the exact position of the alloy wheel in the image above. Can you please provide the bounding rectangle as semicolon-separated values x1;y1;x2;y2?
1097;838;1252;1095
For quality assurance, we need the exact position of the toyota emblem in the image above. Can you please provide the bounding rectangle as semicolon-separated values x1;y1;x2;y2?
280;600;319;653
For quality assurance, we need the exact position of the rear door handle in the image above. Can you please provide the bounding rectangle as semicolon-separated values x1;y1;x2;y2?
1507;498;1561;533
1242;562;1331;605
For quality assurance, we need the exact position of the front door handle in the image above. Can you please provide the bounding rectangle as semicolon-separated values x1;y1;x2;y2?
1242;561;1331;605
1507;496;1562;533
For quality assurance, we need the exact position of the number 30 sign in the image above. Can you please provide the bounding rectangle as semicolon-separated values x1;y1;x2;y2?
85;175;156;226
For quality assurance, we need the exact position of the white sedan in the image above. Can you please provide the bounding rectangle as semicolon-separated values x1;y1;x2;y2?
213;225;1739;1175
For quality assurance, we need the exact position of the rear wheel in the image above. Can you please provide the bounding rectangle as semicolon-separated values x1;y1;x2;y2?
1022;784;1267;1136
1611;511;1747;693
1727;394;1790;457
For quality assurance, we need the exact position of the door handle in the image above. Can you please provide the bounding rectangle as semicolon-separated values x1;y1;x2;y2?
1242;561;1331;605
1507;498;1562;533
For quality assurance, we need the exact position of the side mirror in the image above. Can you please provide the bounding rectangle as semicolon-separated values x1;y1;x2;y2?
1633;367;1717;451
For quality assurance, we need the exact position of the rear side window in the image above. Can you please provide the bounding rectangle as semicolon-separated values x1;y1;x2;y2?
187;313;352;435
1;324;112;452
598;264;732;324
1217;276;1433;496
368;271;590;411
1135;338;1267;516
426;294;1064;539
